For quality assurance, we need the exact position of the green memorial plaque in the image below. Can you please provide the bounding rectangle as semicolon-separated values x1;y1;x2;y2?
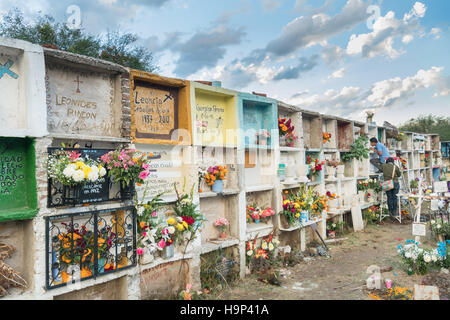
0;137;38;222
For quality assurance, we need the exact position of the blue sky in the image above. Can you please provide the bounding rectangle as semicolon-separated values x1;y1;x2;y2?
1;0;449;125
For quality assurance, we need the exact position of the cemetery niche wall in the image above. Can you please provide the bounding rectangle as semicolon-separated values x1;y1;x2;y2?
130;70;192;145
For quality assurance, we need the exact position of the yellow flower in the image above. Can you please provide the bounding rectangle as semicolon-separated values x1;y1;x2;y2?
182;221;189;229
295;213;300;218
294;203;300;209
167;217;176;225
176;223;185;231
83;165;93;178
75;161;85;169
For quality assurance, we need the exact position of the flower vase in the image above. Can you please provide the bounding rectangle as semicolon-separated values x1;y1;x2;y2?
139;250;155;264
254;219;260;224
120;181;136;199
162;245;174;259
336;165;345;178
98;258;105;274
300;212;309;224
327;231;336;239
220;232;227;239
280;136;287;147
211;180;223;193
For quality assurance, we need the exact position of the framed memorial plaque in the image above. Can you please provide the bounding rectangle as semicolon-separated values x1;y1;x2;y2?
130;70;192;145
133;80;179;140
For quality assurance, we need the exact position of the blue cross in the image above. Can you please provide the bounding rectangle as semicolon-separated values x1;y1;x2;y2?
0;60;19;80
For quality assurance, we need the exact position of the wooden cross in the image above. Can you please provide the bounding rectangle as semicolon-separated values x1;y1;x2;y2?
74;75;83;93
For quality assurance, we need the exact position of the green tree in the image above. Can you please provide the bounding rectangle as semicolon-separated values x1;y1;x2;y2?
399;115;450;141
0;8;158;72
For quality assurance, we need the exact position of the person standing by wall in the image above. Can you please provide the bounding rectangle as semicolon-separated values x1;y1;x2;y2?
370;138;390;173
382;158;402;217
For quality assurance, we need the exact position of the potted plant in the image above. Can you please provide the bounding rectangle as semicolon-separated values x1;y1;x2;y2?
214;217;229;239
48;150;107;205
203;165;227;193
326;221;344;239
100;148;152;199
340;135;370;164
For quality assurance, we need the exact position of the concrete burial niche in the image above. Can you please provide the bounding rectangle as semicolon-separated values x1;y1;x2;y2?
134;143;196;201
191;82;239;147
44;48;128;140
301;111;322;150
53;276;128;300
322;116;338;150
337;119;353;151
130;70;192;145
0;37;47;138
140;258;190;299
0;137;38;222
238;92;278;149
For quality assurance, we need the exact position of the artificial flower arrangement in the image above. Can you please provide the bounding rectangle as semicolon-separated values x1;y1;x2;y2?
255;129;271;145
430;220;450;240
246;205;276;224
397;240;450;275
178;283;205;300
310;193;329;218
213;217;229;238
322;132;332;144
173;182;205;238
396;132;405;141
100;148;152;188
280;185;317;227
246;232;280;267
278;118;298;147
306;155;325;179
410;178;419;190
424;153;431;167
53;220;117;285
136;182;205;259
362;205;381;225
202;165;227;186
326;191;338;200
398;156;408;171
48;150;107;186
357;178;381;192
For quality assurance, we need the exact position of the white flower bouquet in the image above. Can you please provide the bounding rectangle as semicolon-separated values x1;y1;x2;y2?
48;150;107;186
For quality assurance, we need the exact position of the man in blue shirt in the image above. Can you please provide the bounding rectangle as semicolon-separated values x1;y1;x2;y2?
370;138;390;173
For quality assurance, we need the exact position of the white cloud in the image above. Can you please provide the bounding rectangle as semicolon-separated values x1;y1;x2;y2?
366;67;447;108
430;27;442;39
346;2;426;59
286;66;449;118
328;67;345;79
403;2;427;21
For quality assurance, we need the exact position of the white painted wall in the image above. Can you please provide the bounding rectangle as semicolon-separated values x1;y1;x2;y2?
0;37;47;138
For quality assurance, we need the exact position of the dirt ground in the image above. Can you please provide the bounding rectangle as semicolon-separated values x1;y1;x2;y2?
211;218;448;300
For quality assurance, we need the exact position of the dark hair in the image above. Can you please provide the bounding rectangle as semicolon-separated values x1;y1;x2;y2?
370;138;378;143
386;157;395;164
